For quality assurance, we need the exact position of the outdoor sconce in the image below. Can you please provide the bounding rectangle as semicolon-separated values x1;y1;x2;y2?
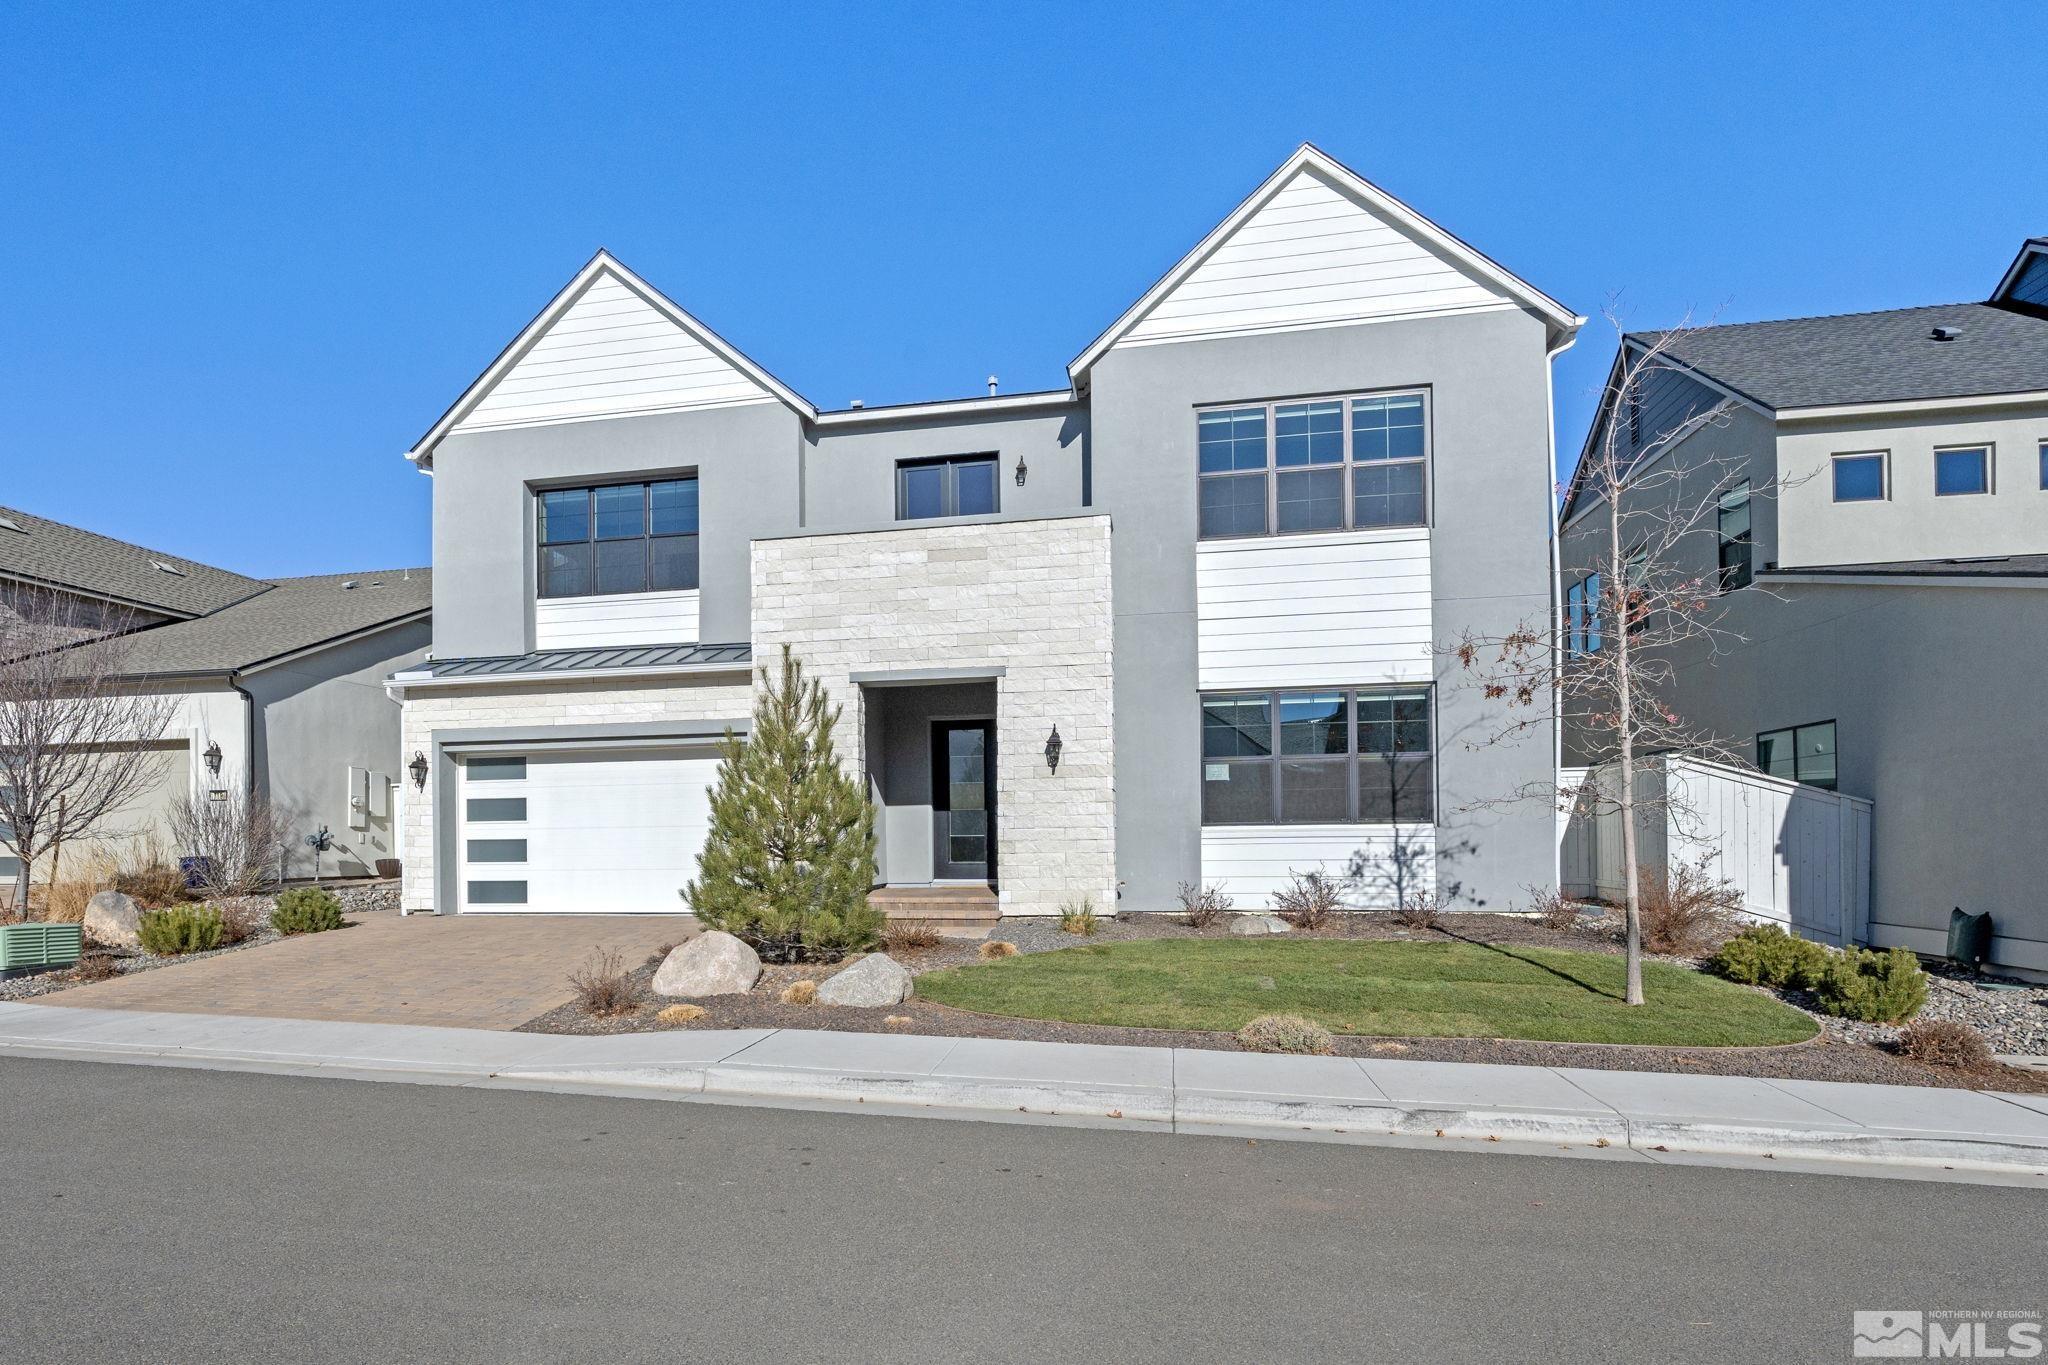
1044;725;1063;773
408;750;429;791
202;740;223;778
1014;457;1028;487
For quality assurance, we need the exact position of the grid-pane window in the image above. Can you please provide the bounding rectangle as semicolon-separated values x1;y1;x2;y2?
1197;391;1430;538
537;478;699;599
1199;688;1434;825
1832;453;1886;503
1567;573;1603;655
1717;481;1752;592
896;454;999;520
1935;446;1990;497
1757;720;1837;791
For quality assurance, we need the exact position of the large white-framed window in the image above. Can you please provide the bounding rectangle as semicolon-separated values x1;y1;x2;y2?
1197;390;1430;539
1199;687;1434;825
536;477;699;599
1831;451;1887;503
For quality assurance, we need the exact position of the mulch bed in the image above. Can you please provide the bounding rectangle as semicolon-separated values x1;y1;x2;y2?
517;912;2048;1095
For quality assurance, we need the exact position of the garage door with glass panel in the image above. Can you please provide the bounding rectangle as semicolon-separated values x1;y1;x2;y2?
457;746;720;913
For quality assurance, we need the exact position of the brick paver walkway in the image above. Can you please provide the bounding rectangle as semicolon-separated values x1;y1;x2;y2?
40;912;696;1030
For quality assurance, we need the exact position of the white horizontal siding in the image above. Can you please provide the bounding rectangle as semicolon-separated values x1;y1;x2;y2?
454;272;771;433
1196;529;1432;689
1201;824;1437;909
534;590;700;648
1120;170;1509;347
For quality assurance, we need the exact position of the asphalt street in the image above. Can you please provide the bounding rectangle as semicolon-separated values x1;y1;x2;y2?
3;1057;2039;1363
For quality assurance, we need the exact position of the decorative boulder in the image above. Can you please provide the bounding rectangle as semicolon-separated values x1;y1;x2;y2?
652;931;761;998
817;953;913;1007
1229;914;1292;936
83;890;142;950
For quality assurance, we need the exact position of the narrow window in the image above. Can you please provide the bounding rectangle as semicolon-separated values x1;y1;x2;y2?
465;756;526;781
1272;401;1345;532
1577;572;1604;653
1565;578;1586;656
1197;407;1269;537
465;797;526;822
1831;453;1886;503
1934;446;1990;497
536;477;698;598
466;839;528;863
2036;440;2046;491
896;454;999;520
1349;394;1428;529
1717;481;1752;592
466;880;528;905
1756;721;1837;791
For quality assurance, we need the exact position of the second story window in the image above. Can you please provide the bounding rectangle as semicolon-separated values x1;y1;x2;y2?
1197;391;1429;540
537;477;699;599
897;454;998;520
1716;480;1752;592
1831;452;1886;502
1934;445;1991;496
1566;571;1603;655
2039;440;2047;491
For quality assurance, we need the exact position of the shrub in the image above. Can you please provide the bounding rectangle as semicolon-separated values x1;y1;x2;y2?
1177;881;1232;929
136;904;224;956
113;862;194;911
658;1003;705;1025
1897;1018;1993;1071
978;940;1019;960
167;791;290;899
1707;924;1833;990
1272;872;1341;930
68;953;120;982
1391;891;1444;932
270;887;345;935
1527;886;1582;933
883;1015;913;1029
1814;946;1927;1024
1237;1014;1335;1056
884;918;941;953
42;879;95;924
683;646;883;963
780;979;818;1005
1637;858;1743;956
1058;896;1100;936
568;948;640;1017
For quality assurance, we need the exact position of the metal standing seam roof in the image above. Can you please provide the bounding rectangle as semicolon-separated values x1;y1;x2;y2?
412;642;753;678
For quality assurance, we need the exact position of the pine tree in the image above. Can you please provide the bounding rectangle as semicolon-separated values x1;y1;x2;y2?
683;645;882;962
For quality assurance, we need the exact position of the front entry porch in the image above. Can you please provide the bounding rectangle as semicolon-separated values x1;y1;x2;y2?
860;678;998;914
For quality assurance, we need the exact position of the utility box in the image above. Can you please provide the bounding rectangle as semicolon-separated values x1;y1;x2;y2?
346;766;370;830
1946;907;1994;968
0;922;83;979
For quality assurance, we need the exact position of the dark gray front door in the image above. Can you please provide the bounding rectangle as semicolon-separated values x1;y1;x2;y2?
931;720;994;881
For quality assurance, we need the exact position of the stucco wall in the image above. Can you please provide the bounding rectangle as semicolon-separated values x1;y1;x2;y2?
804;405;1090;530
752;515;1115;915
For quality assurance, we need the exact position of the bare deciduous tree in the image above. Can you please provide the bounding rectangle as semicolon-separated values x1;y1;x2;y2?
0;586;179;914
167;789;292;899
1448;310;1797;1005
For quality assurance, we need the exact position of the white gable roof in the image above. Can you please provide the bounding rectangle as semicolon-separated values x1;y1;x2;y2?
1069;144;1580;385
407;251;814;465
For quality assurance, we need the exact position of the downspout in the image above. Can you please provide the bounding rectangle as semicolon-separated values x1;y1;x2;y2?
227;674;257;796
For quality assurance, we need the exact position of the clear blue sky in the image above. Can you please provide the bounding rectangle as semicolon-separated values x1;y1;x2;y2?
5;3;2040;577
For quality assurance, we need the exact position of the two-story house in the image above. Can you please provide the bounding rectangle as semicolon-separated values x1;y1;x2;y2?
1560;236;2048;978
388;144;1580;924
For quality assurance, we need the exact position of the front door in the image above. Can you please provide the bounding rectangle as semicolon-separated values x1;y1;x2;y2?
931;720;994;882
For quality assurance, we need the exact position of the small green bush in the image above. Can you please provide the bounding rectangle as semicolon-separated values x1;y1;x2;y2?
136;904;224;956
271;888;345;935
1813;946;1927;1023
1706;924;1832;990
1237;1013;1335;1055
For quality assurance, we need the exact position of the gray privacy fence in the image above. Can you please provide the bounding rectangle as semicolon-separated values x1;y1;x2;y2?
1559;756;1872;949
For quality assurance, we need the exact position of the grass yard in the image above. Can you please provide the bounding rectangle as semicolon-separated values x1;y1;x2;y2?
916;939;1818;1047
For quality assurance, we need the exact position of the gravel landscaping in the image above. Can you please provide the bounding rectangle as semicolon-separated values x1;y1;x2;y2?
517;910;2048;1095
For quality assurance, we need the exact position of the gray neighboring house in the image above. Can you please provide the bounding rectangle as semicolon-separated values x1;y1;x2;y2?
0;505;431;883
390;144;1581;922
1559;236;2048;978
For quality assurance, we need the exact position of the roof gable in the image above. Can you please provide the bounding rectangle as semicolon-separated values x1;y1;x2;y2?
1070;144;1579;384
409;251;814;464
1994;237;2048;310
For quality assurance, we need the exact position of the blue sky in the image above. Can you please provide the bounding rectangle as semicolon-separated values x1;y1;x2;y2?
4;3;2041;576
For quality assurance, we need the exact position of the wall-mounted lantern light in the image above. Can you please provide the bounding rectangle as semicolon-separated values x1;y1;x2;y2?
202;740;223;778
1044;725;1063;773
408;750;429;790
1014;457;1028;487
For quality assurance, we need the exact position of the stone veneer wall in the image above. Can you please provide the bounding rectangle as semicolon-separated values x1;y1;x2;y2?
397;674;753;912
752;514;1115;915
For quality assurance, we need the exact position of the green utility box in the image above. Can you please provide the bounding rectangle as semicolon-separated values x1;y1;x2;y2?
0;921;84;978
1946;907;1993;968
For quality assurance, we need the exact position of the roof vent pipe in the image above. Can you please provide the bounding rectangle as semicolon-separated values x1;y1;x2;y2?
849;399;864;409
987;374;999;396
1930;326;1962;342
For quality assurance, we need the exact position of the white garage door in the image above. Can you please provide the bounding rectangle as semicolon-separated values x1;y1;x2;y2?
456;746;719;913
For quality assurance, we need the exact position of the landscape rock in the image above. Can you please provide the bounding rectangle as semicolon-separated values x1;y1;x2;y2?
651;931;761;998
817;953;913;1007
1229;914;1293;936
83;891;142;949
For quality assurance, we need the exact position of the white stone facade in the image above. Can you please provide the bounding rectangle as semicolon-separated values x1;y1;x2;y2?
752;514;1116;915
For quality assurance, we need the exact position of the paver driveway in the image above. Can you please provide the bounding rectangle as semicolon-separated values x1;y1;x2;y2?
38;912;695;1030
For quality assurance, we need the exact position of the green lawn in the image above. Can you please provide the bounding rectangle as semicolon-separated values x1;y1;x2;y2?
917;939;1818;1047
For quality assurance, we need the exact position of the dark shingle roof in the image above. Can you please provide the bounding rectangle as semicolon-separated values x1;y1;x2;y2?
0;503;269;617
109;571;432;675
408;642;750;679
1764;555;2048;580
1631;302;2048;410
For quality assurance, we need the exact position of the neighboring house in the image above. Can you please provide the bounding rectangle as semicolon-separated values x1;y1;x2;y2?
389;143;1580;921
0;505;431;883
1559;237;2048;978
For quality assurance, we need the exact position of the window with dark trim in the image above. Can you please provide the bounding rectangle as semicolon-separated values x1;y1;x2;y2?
537;478;699;599
2038;440;2047;491
1831;452;1886;503
1716;480;1752;592
1566;573;1603;655
1757;720;1836;791
1200;688;1433;824
1934;445;1991;497
897;454;999;520
1197;391;1429;539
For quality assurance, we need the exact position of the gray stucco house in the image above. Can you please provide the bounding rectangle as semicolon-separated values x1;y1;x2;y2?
1560;236;2048;978
390;144;1581;923
0;505;431;883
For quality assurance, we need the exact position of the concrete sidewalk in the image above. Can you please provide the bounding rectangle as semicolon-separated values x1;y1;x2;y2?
3;1001;2045;1183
